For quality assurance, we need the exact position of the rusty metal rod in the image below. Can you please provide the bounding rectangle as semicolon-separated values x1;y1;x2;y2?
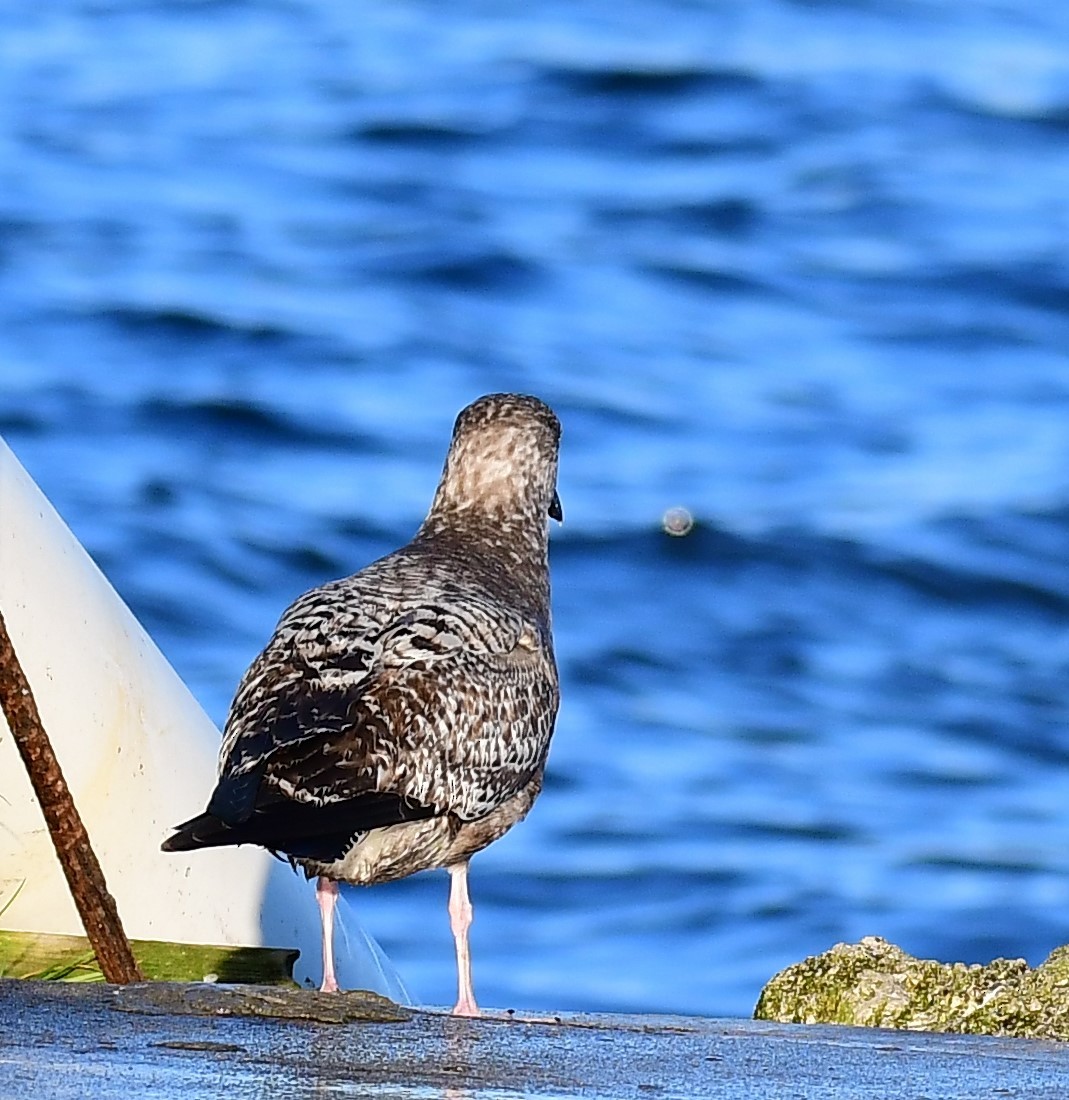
0;606;142;983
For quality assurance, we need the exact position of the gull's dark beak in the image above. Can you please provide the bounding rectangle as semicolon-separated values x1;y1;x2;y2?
548;491;564;523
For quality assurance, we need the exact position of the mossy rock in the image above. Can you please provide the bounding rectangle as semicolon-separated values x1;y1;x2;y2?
755;935;1069;1040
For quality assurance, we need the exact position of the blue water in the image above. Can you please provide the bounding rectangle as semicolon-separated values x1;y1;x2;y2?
5;0;1069;1018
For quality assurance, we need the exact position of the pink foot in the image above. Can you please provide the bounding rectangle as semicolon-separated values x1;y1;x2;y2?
451;996;481;1018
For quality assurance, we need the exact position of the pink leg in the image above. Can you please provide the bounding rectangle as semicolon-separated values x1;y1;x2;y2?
447;861;479;1017
316;876;340;993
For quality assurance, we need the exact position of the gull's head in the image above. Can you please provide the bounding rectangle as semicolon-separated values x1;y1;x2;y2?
429;393;562;529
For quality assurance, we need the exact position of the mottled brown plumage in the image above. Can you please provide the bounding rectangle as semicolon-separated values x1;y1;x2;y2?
163;393;562;1014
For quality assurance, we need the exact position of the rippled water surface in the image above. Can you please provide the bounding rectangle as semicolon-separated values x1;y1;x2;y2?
5;0;1069;1016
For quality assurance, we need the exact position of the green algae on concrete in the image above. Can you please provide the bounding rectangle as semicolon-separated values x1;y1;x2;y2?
0;929;299;984
755;935;1069;1040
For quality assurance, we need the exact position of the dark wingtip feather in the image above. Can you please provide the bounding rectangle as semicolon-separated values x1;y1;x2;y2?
161;792;439;859
161;812;235;853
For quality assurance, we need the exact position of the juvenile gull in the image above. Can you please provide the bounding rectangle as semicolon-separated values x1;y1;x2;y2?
162;393;562;1016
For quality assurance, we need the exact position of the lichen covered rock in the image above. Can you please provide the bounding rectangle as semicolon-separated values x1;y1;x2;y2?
755;936;1069;1040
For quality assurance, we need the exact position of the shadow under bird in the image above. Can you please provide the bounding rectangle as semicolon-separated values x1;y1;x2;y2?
162;393;562;1016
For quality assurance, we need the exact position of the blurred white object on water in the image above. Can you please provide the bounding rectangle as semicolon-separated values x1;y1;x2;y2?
0;434;406;998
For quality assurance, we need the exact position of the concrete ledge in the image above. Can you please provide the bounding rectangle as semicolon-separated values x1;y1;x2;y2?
4;980;1069;1098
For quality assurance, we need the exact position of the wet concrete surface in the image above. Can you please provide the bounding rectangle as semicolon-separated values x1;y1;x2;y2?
3;980;1069;1099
